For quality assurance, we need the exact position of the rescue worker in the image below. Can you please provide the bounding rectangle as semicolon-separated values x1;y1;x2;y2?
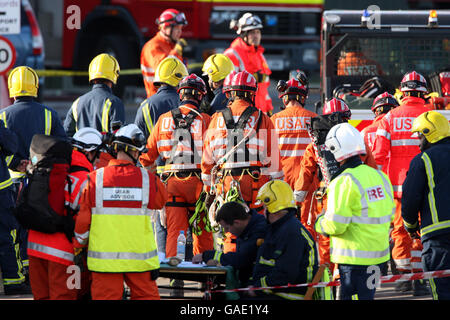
225;12;273;114
201;70;283;253
74;124;167;300
315;123;395;300
251;180;318;300
270;73;317;189
27;128;102;300
140;74;214;258
141;8;188;98
337;39;383;76
293;98;377;269
1;66;67;284
372;71;432;295
66;127;103;300
135;56;188;140
362;92;399;152
402;111;450;300
63;53;125;137
201;53;235;115
0;122;25;295
192;201;267;289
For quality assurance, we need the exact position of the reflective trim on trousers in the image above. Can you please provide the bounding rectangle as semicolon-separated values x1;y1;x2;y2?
28;241;74;262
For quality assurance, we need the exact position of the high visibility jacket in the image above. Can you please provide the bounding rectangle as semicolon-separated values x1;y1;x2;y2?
140;32;183;98
74;159;168;272
224;37;273;113
294;142;377;201
372;96;432;198
63;84;125;136
402;138;450;241
270;106;317;188
27;163;75;266
0;121;17;192
140;101;210;172
337;52;383;76
134;85;180;140
315;163;395;265
0;97;66;176
252;209;318;300
65;150;93;213
201;99;283;188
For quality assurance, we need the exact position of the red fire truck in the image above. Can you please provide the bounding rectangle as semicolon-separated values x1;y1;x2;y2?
62;0;323;95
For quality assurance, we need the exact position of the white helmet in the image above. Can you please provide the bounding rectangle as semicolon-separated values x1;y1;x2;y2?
72;127;102;152
231;13;263;35
113;124;146;152
325;123;366;162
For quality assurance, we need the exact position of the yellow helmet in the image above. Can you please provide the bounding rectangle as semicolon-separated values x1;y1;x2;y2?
256;180;296;214
88;53;120;84
154;56;188;87
411;111;450;144
8;66;39;98
202;54;234;83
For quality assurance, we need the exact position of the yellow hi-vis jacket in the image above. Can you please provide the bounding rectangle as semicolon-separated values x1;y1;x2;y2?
315;164;395;265
86;165;160;272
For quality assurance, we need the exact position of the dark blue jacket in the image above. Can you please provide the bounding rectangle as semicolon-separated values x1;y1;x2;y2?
402;137;450;241
251;209;319;299
202;211;267;287
0;121;18;200
64;83;125;136
208;85;229;115
134;85;180;139
1;97;66;171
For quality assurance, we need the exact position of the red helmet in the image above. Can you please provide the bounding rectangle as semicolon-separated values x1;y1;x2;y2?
229;70;257;93
400;71;427;93
323;98;352;120
277;78;308;99
222;70;237;94
177;74;207;95
156;9;188;28
371;92;399;112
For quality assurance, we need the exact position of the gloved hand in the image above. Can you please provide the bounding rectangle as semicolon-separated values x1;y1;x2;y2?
74;247;87;272
175;38;188;56
150;268;160;281
159;207;167;228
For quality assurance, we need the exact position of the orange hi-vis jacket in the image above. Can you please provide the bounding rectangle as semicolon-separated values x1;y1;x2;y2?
140;102;211;172
74;159;168;248
27;163;74;266
270;106;317;189
362;114;388;172
65;150;93;213
337;52;383;76
372;96;432;198
201;99;283;189
140;32;183;98
224;37;273;113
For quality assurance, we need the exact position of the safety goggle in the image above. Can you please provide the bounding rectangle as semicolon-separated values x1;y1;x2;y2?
244;15;262;27
170;12;187;25
401;80;426;90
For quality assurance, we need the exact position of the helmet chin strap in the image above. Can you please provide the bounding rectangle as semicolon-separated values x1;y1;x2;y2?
161;26;177;44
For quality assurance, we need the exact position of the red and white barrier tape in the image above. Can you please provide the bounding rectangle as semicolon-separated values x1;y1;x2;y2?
209;269;450;294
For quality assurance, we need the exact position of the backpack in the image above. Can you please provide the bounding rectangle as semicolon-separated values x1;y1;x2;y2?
14;134;73;234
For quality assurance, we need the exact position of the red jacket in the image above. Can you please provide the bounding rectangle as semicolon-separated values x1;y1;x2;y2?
27;163;74;266
372;96;432;197
224;37;273;113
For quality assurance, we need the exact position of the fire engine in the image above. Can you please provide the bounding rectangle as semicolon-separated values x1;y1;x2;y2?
319;9;450;130
62;0;323;96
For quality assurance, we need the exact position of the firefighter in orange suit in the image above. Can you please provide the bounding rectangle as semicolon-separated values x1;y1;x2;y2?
372;71;432;295
337;39;383;76
224;13;273;114
74;124;167;300
201;70;283;253
140;8;187;98
139;74;213;258
270;72;317;189
294;98;377;268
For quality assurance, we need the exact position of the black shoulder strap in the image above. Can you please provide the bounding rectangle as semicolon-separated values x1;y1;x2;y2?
221;108;235;130
171;108;199;129
221;106;258;130
68;165;90;173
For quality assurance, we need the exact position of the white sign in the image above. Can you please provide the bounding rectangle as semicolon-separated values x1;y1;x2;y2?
0;35;16;75
0;0;20;35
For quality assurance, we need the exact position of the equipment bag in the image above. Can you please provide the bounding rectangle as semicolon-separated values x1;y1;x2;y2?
14;134;73;234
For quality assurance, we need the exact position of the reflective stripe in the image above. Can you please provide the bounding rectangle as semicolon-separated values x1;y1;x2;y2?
259;256;275;267
330;247;390;259
1;112;14;167
143;75;155;82
0;177;13;190
421;220;450;237
142;102;154;134
5;229;25;285
88;250;157;261
280;149;305;157
340;173;368;216
278;137;311;145
421;152;439;224
393;185;402;193
376;128;391;140
225;48;245;71
101;99;112;133
75;230;89;246
391;139;419;146
270;170;284;179
44;109;52;135
71;98;79;131
213;251;222;262
140;64;154;74
28;241;74;262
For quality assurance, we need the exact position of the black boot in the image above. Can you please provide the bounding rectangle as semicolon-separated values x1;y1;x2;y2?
412;279;430;296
